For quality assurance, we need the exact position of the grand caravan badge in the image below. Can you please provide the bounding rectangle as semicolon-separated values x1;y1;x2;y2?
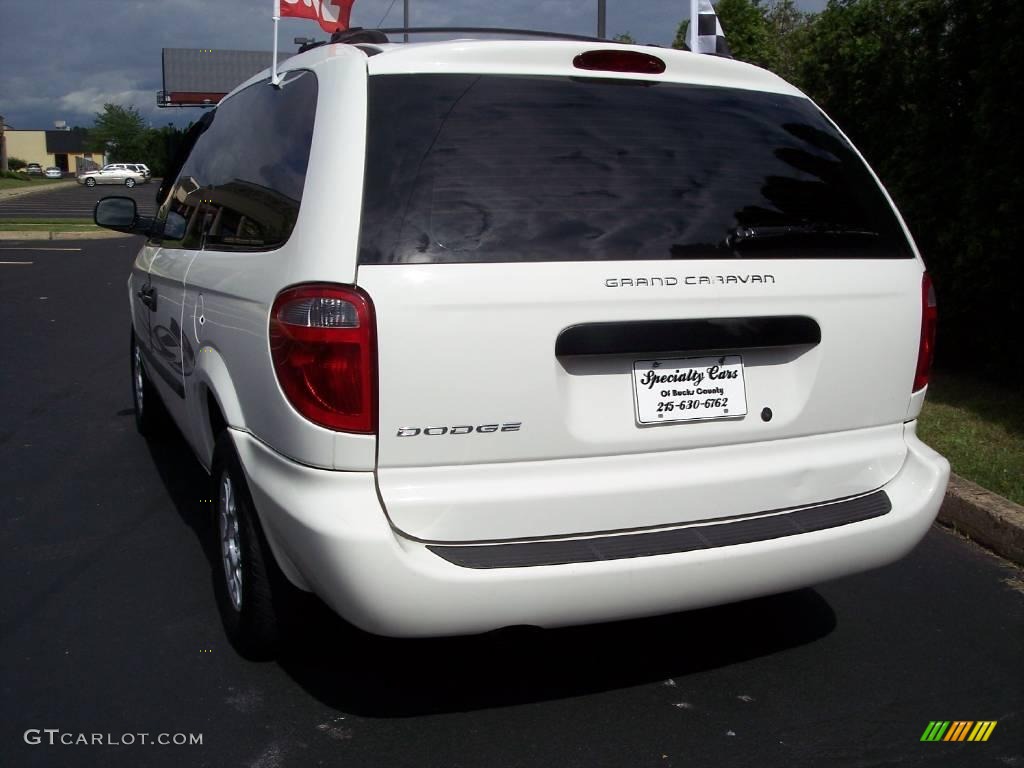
605;275;776;287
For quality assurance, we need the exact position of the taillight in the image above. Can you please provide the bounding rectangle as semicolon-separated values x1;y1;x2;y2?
573;50;666;75
270;284;376;433
913;273;937;392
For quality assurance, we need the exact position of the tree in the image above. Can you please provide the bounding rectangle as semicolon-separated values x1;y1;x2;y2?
672;19;688;50
761;0;811;82
90;104;148;162
613;32;637;44
141;123;191;178
793;0;1024;380
666;0;1023;380
714;0;773;62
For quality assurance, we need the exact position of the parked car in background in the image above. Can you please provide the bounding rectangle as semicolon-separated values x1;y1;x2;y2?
44;167;62;179
107;163;150;183
127;163;151;179
78;164;146;188
25;163;42;175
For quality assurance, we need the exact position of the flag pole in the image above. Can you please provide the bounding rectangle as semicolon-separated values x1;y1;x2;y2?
689;0;699;51
271;0;282;86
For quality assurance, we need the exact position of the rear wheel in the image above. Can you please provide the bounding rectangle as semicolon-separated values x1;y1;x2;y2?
125;178;136;188
130;330;166;436
212;432;288;659
85;177;96;187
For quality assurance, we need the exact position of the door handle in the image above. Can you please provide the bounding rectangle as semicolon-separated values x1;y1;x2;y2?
137;286;157;312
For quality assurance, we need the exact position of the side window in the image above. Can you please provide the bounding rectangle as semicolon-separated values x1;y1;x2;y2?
152;112;214;250
155;70;318;253
157;175;206;250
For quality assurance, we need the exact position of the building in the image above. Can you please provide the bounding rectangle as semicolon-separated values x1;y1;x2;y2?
4;129;105;174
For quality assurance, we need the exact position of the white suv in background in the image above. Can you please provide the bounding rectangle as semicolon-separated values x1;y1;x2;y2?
96;34;949;657
79;163;146;187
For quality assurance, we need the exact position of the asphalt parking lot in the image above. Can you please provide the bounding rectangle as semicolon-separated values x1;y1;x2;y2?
0;238;1021;768
0;179;159;219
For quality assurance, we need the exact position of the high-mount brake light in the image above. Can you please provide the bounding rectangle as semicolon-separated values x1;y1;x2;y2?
913;273;938;392
573;50;666;75
270;284;377;433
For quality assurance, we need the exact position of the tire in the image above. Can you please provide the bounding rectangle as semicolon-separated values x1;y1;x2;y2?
212;431;288;659
130;329;167;437
125;178;136;188
85;177;96;187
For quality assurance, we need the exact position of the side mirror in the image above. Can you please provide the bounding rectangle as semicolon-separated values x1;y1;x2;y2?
94;196;155;235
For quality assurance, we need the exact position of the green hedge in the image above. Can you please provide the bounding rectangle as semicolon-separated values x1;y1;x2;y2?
795;0;1024;382
705;0;1023;382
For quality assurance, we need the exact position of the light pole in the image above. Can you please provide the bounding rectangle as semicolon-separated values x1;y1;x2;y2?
404;0;409;42
597;0;606;38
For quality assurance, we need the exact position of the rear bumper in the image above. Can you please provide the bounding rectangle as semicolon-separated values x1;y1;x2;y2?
234;423;949;637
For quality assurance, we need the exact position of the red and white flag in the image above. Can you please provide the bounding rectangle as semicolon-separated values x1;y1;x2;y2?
278;0;355;33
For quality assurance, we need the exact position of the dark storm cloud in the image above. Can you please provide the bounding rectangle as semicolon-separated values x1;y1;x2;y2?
0;0;827;130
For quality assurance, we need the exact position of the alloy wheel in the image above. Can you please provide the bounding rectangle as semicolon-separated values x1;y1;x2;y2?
132;343;144;414
218;472;244;612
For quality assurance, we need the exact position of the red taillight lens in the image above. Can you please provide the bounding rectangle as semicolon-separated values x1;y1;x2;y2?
913;273;938;392
270;284;376;433
573;50;667;75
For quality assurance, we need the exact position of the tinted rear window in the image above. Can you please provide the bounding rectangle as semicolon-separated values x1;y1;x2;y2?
359;75;911;264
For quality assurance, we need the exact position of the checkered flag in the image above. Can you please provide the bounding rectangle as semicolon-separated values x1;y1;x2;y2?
693;0;732;58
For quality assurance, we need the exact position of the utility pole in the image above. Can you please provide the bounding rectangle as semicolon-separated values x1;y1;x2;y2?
597;0;606;38
0;115;7;173
403;0;409;42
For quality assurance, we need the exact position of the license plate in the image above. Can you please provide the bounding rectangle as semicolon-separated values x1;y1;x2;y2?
632;355;748;425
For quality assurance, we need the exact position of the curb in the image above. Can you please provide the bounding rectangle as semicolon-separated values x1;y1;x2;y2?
0;230;132;241
0;180;77;200
938;474;1024;565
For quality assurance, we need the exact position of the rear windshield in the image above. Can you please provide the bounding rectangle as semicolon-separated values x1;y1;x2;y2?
358;75;912;264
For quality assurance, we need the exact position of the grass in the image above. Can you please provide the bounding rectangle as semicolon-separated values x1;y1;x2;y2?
0;176;68;191
0;218;100;232
917;371;1024;505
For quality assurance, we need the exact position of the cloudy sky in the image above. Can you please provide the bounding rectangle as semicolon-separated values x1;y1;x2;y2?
0;0;827;131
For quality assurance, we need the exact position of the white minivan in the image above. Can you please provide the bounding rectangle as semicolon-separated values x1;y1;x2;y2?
96;33;949;657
